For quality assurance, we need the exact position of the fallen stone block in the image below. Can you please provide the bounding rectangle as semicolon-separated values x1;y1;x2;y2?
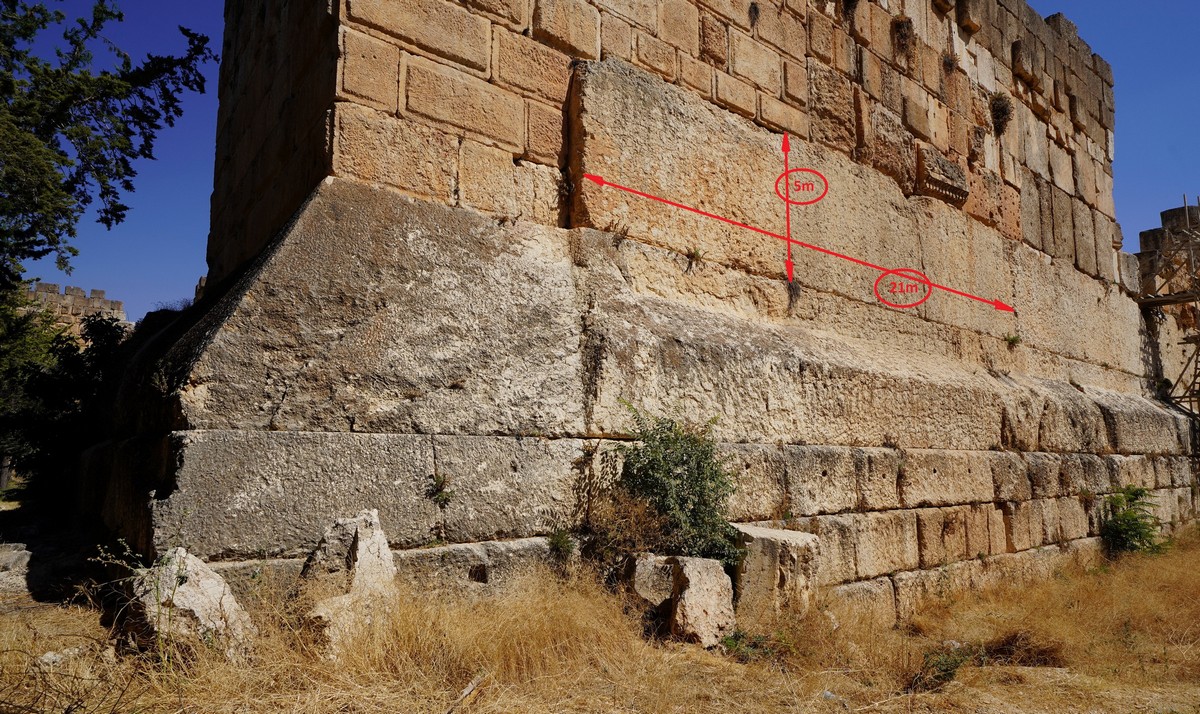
669;557;735;648
627;553;674;610
302;508;397;600
129;547;256;660
733;524;819;626
302;510;399;654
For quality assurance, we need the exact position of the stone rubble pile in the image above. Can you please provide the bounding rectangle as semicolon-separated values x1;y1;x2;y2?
625;524;822;647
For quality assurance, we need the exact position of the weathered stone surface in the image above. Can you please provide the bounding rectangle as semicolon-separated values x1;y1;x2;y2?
434;436;581;542
303;510;399;653
301;509;397;598
177;179;586;438
392;537;552;590
733;524;819;624
627;553;674;610
892;559;983;621
915;143;970;207
854;511;919;578
151;430;440;560
785;446;862;515
130;548;256;660
669;557;735;647
829;576;896;628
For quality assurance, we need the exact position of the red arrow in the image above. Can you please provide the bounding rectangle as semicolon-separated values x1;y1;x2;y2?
782;134;794;283
581;173;1015;312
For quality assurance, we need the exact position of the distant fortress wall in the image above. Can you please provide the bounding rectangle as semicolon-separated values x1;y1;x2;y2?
24;283;129;333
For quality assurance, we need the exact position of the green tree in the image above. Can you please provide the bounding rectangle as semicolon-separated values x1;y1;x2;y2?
1;307;127;502
0;287;59;476
0;0;215;287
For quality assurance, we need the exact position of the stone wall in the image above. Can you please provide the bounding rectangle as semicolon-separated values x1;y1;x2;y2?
23;283;129;334
89;0;1197;621
207;0;1131;291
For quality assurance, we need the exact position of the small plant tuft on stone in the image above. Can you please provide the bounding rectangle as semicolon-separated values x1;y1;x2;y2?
427;474;455;509
990;92;1014;137
1004;333;1022;349
547;528;575;560
684;245;705;273
604;220;630;248
1100;485;1163;555
893;17;914;56
942;50;958;75
786;278;803;314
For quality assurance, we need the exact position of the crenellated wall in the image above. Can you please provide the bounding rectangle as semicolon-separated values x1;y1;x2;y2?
91;0;1196;618
24;283;129;334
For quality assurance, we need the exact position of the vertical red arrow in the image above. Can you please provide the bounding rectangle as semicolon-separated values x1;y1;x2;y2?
782;134;794;282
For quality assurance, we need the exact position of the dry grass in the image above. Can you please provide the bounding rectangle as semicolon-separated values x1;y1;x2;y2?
3;530;1200;713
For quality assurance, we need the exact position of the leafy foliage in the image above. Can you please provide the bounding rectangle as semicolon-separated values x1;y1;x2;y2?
0;1;215;287
0;301;127;502
607;406;742;567
1100;485;1163;555
0;286;60;466
989;92;1014;137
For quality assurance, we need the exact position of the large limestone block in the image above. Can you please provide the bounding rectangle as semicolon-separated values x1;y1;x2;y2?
828;576;897;629
1090;390;1188;455
733;524;819;625
784;446;863;515
854;510;919;578
1010;243;1142;372
669;557;736;647
151;430;439;560
392;537;552;591
580;282;1008;448
433;436;583;542
130;548;257;660
899;450;993;507
571;58;925;307
722;444;789;522
173;179;587;437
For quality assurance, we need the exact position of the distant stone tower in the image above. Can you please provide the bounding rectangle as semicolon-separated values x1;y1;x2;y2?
88;0;1196;608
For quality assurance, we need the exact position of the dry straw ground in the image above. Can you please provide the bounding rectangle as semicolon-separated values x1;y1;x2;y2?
3;530;1200;713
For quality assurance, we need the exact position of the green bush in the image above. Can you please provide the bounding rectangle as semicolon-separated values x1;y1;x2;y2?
1100;486;1163;555
612;406;742;567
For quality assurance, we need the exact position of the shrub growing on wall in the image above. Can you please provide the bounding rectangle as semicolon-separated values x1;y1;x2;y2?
590;406;742;567
1100;486;1163;555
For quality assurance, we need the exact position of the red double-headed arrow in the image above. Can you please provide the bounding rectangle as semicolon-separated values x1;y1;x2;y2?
581;165;1015;312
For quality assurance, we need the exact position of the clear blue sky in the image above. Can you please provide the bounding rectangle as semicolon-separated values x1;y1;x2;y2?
19;1;1200;321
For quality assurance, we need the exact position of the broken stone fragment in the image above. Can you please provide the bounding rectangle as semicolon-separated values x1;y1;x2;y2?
627;553;673;609
622;553;674;634
668;557;736;648
733;524;820;626
129;547;256;660
916;143;970;207
302;509;399;654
